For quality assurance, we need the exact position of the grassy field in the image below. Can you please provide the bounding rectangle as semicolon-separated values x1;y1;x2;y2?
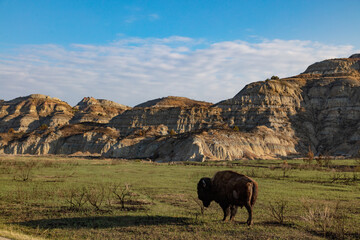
0;156;359;240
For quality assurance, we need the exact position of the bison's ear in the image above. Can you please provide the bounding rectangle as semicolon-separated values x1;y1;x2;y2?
199;178;211;189
202;179;207;188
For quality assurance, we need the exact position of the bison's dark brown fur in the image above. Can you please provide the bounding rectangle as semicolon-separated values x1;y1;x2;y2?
197;170;258;225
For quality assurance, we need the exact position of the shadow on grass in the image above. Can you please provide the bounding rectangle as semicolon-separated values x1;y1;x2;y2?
260;221;295;227
17;215;191;229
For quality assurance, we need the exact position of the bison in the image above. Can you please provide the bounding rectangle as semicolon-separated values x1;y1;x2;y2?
197;170;258;225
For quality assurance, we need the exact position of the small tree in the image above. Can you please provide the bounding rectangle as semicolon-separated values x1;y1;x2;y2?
112;183;132;209
304;146;314;165
271;75;280;80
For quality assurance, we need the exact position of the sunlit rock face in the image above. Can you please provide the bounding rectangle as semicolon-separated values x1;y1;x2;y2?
216;54;360;157
1;55;360;161
71;97;131;124
0;94;74;132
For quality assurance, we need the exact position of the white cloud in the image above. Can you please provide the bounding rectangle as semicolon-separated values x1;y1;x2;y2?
0;37;357;106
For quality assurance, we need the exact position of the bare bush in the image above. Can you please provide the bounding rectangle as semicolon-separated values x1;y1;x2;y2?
315;156;324;167
13;161;36;181
112;183;132;209
86;184;106;211
355;157;360;166
330;170;359;184
281;160;291;178
268;200;288;224
63;183;138;211
302;205;333;237
64;187;88;210
268;165;276;171
322;152;332;167
330;169;342;183
302;201;348;238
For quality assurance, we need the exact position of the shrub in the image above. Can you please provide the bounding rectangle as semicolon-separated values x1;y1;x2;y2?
320;151;332;167
169;129;176;136
302;205;333;237
268;200;288;224
13;161;36;181
8;128;15;133
112;183;132;209
233;126;240;131
355;157;360;166
271;75;280;80
86;184;106;211
304;146;314;165
39;124;48;131
315;157;324;167
65;187;88;210
268;165;276;171
302;201;348;239
281;160;291;178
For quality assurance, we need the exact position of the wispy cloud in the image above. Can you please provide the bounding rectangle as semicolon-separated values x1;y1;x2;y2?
0;37;356;106
124;15;138;24
148;13;160;21
123;6;160;24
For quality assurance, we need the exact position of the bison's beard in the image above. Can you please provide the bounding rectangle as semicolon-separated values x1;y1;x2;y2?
202;200;211;208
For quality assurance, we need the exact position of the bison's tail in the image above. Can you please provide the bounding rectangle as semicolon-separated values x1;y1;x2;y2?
250;181;258;207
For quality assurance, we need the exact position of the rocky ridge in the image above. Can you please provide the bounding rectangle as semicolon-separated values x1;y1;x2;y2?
72;97;131;124
1;54;359;161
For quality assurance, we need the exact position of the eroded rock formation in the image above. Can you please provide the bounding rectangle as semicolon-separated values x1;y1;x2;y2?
1;54;359;161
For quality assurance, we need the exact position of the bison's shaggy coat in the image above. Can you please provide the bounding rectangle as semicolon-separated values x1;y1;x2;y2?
197;170;258;225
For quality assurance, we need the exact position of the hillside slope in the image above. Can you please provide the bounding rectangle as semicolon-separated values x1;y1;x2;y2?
1;54;359;161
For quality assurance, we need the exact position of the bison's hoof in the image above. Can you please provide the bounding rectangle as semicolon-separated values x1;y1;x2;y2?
247;219;253;226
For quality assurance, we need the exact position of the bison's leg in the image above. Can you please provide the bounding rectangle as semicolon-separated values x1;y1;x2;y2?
220;203;230;221
229;205;238;221
245;202;253;226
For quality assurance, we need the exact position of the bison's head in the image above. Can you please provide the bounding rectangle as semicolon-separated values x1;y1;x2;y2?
197;177;213;207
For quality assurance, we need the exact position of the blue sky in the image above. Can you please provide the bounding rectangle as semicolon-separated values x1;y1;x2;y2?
0;0;359;106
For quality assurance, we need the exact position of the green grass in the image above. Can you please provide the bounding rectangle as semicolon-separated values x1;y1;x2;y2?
0;156;359;239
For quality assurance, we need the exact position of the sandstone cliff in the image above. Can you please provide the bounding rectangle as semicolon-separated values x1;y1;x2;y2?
1;54;359;161
0;94;74;133
216;54;360;156
72;97;131;124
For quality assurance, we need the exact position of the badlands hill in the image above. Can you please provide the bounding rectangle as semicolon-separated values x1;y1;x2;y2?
1;54;359;161
134;96;212;108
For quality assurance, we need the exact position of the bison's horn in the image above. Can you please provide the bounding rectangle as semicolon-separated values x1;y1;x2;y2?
202;179;206;187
